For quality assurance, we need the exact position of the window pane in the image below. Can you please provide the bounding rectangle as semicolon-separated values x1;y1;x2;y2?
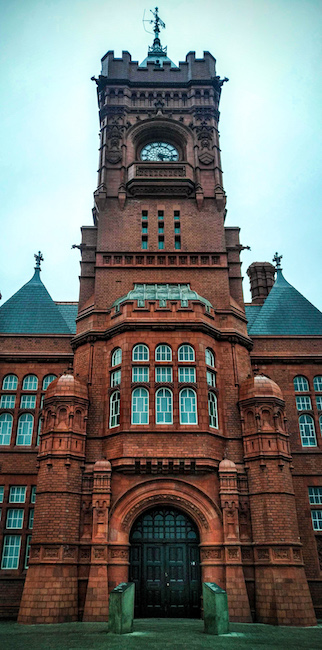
28;509;34;529
299;415;316;447
156;388;173;424
132;367;149;382
20;395;36;409
293;376;309;392
132;345;149;362
42;375;57;390
311;510;322;531
22;375;38;391
155;367;172;383
313;376;322;392
30;487;36;504
180;389;197;424
0;414;13;445
208;393;218;428
178;345;195;362
25;535;32;569
0;395;15;409
109;391;120;428
178;367;196;383
155;345;172;362
308;487;322;504
111;369;121;387
16;414;34;446
9;487;26;503
316;396;322;410
2;375;18;391
296;396;312;411
112;348;122;367
207;370;216;387
0;487;4;503
1;536;21;569
6;509;24;529
205;349;215;367
132;388;149;424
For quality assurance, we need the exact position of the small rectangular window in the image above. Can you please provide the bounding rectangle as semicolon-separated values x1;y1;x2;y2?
158;211;164;219
9;487;26;503
1;535;21;569
25;535;32;569
142;224;148;234
132;367;149;383
155;367;173;383
174;211;180;220
174;224;180;234
308;487;322;504
142;236;148;250
0;395;16;409
311;510;322;531
20;395;36;409
28;509;34;529
30;487;36;504
174;237;181;250
142;211;148;219
178;367;196;383
207;370;216;387
158;225;164;234
158;238;165;250
0;486;4;503
296;396;312;411
6;509;24;529
111;369;121;387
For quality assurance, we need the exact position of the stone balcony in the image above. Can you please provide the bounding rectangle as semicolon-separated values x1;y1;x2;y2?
126;162;195;197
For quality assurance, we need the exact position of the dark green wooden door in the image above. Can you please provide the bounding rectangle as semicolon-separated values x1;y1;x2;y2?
129;507;201;618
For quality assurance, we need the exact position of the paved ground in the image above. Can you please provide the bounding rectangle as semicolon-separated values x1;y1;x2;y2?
1;618;322;650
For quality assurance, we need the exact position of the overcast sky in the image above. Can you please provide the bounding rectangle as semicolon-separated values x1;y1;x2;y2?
1;0;321;309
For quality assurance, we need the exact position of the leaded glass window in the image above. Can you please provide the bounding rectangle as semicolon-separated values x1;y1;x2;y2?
132;388;149;424
0;414;13;445
156;388;173;424
308;487;322;504
155;345;172;362
311;510;322;531
205;349;215;367
179;388;197;424
132;345;149;362
296;396;312;411
132;367;149;383
2;375;18;391
313;376;322;392
109;391;120;428
208;392;218;428
299;414;316;447
155;367;172;383
111;369;121;387
178;345;195;362
42;375;57;390
22;375;38;391
1;535;21;569
178;367;196;383
0;395;15;409
111;348;122;367
20;395;36;409
9;487;26;503
6;509;24;529
293;376;309;392
16;414;34;445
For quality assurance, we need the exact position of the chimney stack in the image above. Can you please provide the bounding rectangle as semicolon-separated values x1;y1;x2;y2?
247;262;275;305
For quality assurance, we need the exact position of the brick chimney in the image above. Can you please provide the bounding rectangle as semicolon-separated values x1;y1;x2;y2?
246;262;275;305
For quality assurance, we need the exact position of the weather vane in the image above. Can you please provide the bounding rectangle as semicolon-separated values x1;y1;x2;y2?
34;251;44;270
143;7;166;52
272;251;283;270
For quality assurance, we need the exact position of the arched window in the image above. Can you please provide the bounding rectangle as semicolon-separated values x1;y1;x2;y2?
109;391;120;428
178;345;195;363
132;344;149;362
0;413;13;445
16;414;34;446
155;344;172;362
208;393;218;428
42;375;57;390
156;388;173;424
205;349;215;367
22;375;38;391
293;376;309;392
299;414;316;447
132;388;149;424
2;375;18;391
313;376;322;392
112;348;122;367
179;388;197;424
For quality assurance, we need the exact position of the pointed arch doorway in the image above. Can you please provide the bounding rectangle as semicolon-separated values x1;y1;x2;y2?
129;506;201;618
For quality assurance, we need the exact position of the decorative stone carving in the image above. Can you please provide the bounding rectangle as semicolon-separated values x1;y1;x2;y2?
79;547;91;559
94;547;105;559
273;547;290;559
122;494;209;530
43;547;59;558
257;548;269;560
105;118;125;164
200;548;222;560
227;547;239;559
110;548;129;559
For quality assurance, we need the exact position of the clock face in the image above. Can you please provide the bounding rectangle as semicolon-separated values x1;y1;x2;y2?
140;142;179;162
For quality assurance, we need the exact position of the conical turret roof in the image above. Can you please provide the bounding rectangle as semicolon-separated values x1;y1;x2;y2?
0;268;74;334
246;270;322;336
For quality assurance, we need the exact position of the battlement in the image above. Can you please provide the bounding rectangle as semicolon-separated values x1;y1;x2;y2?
100;50;217;84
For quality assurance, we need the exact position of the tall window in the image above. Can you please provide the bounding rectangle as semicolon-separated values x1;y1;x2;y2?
0;413;13;445
132;388;149;424
6;509;24;529
207;370;216;387
16;414;34;446
42;375;57;390
132;344;149;362
208;393;218;428
112;348;122;367
205;349;215;367
132;367;149;382
178;345;195;362
1;536;21;569
155;367;172;383
299;414;316;447
111;369;121;387
156;388;173;424
25;535;32;569
178;367;196;383
179;388;197;424
109;391;120;428
2;375;18;391
22;375;38;391
155;345;172;362
313;375;322;392
293;376;309;392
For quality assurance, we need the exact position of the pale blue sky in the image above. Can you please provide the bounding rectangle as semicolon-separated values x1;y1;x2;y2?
1;0;321;308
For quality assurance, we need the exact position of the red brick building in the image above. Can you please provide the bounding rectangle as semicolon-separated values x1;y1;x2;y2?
1;16;322;625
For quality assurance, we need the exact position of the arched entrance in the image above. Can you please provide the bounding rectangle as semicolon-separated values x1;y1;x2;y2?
129;506;201;618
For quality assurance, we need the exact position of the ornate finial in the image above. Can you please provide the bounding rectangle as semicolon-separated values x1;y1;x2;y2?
150;7;165;48
273;251;283;270
34;251;44;270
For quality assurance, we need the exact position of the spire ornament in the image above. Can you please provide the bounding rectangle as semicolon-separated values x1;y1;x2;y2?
273;252;283;270
34;251;44;270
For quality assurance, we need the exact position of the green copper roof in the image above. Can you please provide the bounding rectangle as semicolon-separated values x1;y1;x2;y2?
246;270;322;336
113;283;212;310
0;269;75;334
57;303;78;334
